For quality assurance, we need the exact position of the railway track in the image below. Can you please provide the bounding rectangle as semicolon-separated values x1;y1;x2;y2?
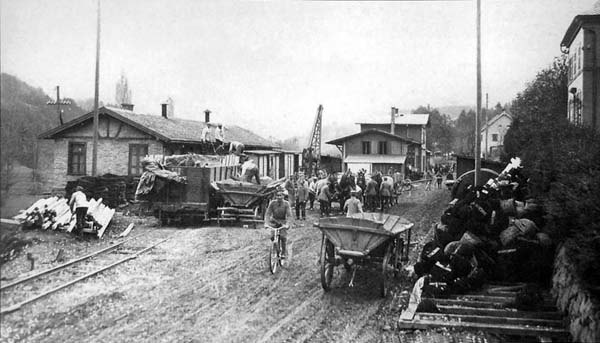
0;236;169;315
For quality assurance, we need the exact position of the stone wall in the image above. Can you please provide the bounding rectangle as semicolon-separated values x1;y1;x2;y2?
36;137;163;192
553;244;600;342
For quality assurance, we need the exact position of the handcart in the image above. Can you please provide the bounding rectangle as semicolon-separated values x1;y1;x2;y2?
315;212;414;297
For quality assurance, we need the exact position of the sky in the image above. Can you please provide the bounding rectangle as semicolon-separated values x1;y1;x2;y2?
1;0;597;140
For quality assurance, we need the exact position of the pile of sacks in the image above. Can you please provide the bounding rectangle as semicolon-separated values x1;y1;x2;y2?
414;158;554;296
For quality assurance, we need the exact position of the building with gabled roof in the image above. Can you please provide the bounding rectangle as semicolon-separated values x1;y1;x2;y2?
36;105;281;190
326;129;421;175
561;0;600;132
480;110;512;161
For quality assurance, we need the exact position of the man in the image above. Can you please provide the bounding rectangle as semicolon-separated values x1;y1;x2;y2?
380;176;394;209
265;189;293;258
69;186;88;234
307;177;317;210
229;141;245;156
241;158;261;184
284;175;296;208
365;177;379;211
317;181;332;217
295;178;309;220
344;189;363;217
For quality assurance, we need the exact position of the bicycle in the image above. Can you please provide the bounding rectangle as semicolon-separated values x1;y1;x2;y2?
267;225;289;274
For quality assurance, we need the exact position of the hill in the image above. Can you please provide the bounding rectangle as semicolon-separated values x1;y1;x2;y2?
1;73;85;177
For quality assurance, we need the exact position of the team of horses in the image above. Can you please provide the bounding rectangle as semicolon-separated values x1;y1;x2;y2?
315;169;410;214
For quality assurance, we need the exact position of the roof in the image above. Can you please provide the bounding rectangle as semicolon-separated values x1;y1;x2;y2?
344;154;407;164
39;106;278;148
356;114;430;126
561;1;600;48
326;129;419;145
480;111;513;132
245;150;280;155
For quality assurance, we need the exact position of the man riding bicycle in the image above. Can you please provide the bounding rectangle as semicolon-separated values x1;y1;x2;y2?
265;189;293;258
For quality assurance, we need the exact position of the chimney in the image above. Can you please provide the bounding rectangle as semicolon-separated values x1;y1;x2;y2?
121;103;134;111
391;107;398;135
161;103;168;118
204;109;211;123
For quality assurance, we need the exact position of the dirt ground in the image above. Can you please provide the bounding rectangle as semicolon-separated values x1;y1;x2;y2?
0;185;496;343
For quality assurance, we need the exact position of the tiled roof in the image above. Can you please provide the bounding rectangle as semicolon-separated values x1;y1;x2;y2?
39;106;278;149
326;129;419;145
356;114;430;126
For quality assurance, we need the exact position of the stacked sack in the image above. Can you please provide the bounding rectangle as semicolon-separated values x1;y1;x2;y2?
414;157;555;297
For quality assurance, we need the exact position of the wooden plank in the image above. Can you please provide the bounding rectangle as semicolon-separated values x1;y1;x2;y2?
318;223;395;237
0;218;21;226
396;318;568;337
97;208;115;239
415;312;565;327
400;276;426;321
119;223;135;237
436;305;564;320
430;297;557;311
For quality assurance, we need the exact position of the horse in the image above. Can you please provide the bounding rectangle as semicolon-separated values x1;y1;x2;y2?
335;170;355;212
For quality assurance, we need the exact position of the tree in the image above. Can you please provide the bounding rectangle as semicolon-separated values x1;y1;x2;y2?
413;106;455;153
453;109;476;155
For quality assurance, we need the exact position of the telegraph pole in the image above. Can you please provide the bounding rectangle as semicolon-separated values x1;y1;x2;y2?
484;93;488;159
92;0;101;176
474;0;482;186
46;86;71;125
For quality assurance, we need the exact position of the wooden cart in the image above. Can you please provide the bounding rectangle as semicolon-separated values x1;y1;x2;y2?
315;213;414;297
211;178;283;227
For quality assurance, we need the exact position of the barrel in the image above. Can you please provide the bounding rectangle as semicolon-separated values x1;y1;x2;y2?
500;199;517;216
500;226;521;246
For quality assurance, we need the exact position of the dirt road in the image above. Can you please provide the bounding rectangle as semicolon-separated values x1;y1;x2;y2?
1;187;457;343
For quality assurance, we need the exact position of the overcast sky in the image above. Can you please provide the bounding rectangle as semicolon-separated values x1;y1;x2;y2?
1;0;596;140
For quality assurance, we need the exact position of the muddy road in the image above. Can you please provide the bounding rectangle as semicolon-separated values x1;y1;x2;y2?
1;187;454;343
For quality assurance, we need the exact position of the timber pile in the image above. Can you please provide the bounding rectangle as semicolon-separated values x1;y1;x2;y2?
65;174;137;208
413;157;555;298
13;196;115;238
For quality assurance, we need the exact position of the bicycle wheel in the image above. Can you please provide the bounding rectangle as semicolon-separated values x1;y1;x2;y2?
269;240;279;274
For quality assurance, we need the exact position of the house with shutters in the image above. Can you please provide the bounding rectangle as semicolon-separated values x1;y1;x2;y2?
326;113;430;175
36;104;293;191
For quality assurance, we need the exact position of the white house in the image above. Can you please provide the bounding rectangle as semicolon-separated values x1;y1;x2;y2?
480;111;512;160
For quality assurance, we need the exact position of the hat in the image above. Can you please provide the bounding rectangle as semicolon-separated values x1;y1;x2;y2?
75;186;84;192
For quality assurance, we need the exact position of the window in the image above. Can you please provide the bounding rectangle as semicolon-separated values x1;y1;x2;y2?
378;141;388;155
492;134;498;142
68;142;87;175
362;141;371;154
129;144;148;175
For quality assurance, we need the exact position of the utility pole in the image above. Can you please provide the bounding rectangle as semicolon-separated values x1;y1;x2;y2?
92;0;101;176
46;86;71;125
484;92;488;159
474;0;482;186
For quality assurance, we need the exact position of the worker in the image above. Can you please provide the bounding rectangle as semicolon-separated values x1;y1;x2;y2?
307;177;317;210
265;189;293;258
284;175;296;207
425;170;433;191
435;170;443;189
241;158;261;184
365;177;379;211
344;189;363;217
69;186;88;234
317;180;332;217
229;141;245;156
295;178;309;220
380;176;394;210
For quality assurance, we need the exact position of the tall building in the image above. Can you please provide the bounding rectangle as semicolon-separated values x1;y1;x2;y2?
561;1;600;132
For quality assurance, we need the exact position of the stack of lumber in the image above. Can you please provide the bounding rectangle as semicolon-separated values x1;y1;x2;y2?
14;196;115;238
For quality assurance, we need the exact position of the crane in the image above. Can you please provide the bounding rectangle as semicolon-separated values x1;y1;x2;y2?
302;105;323;178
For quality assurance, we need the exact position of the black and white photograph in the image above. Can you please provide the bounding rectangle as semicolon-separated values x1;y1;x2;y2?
1;0;599;342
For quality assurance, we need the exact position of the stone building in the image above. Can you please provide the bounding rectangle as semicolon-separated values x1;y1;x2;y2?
561;0;600;132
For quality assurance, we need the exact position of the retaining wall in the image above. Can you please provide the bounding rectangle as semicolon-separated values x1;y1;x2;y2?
553;244;600;342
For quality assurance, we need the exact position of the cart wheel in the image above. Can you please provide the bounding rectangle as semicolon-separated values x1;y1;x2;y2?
394;238;404;279
320;238;335;291
381;243;393;297
269;240;279;274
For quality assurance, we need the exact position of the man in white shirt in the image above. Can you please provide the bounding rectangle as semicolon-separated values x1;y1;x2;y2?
241;158;260;184
69;186;88;233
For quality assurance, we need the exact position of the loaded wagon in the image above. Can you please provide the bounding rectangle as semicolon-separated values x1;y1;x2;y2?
211;178;284;227
315;213;414;297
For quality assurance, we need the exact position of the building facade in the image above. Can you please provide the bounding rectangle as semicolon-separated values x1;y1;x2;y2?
326;129;420;175
480;111;512;160
37;105;285;190
561;1;600;132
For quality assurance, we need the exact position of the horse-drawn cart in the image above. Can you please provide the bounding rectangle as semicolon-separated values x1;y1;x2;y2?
315;213;414;297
